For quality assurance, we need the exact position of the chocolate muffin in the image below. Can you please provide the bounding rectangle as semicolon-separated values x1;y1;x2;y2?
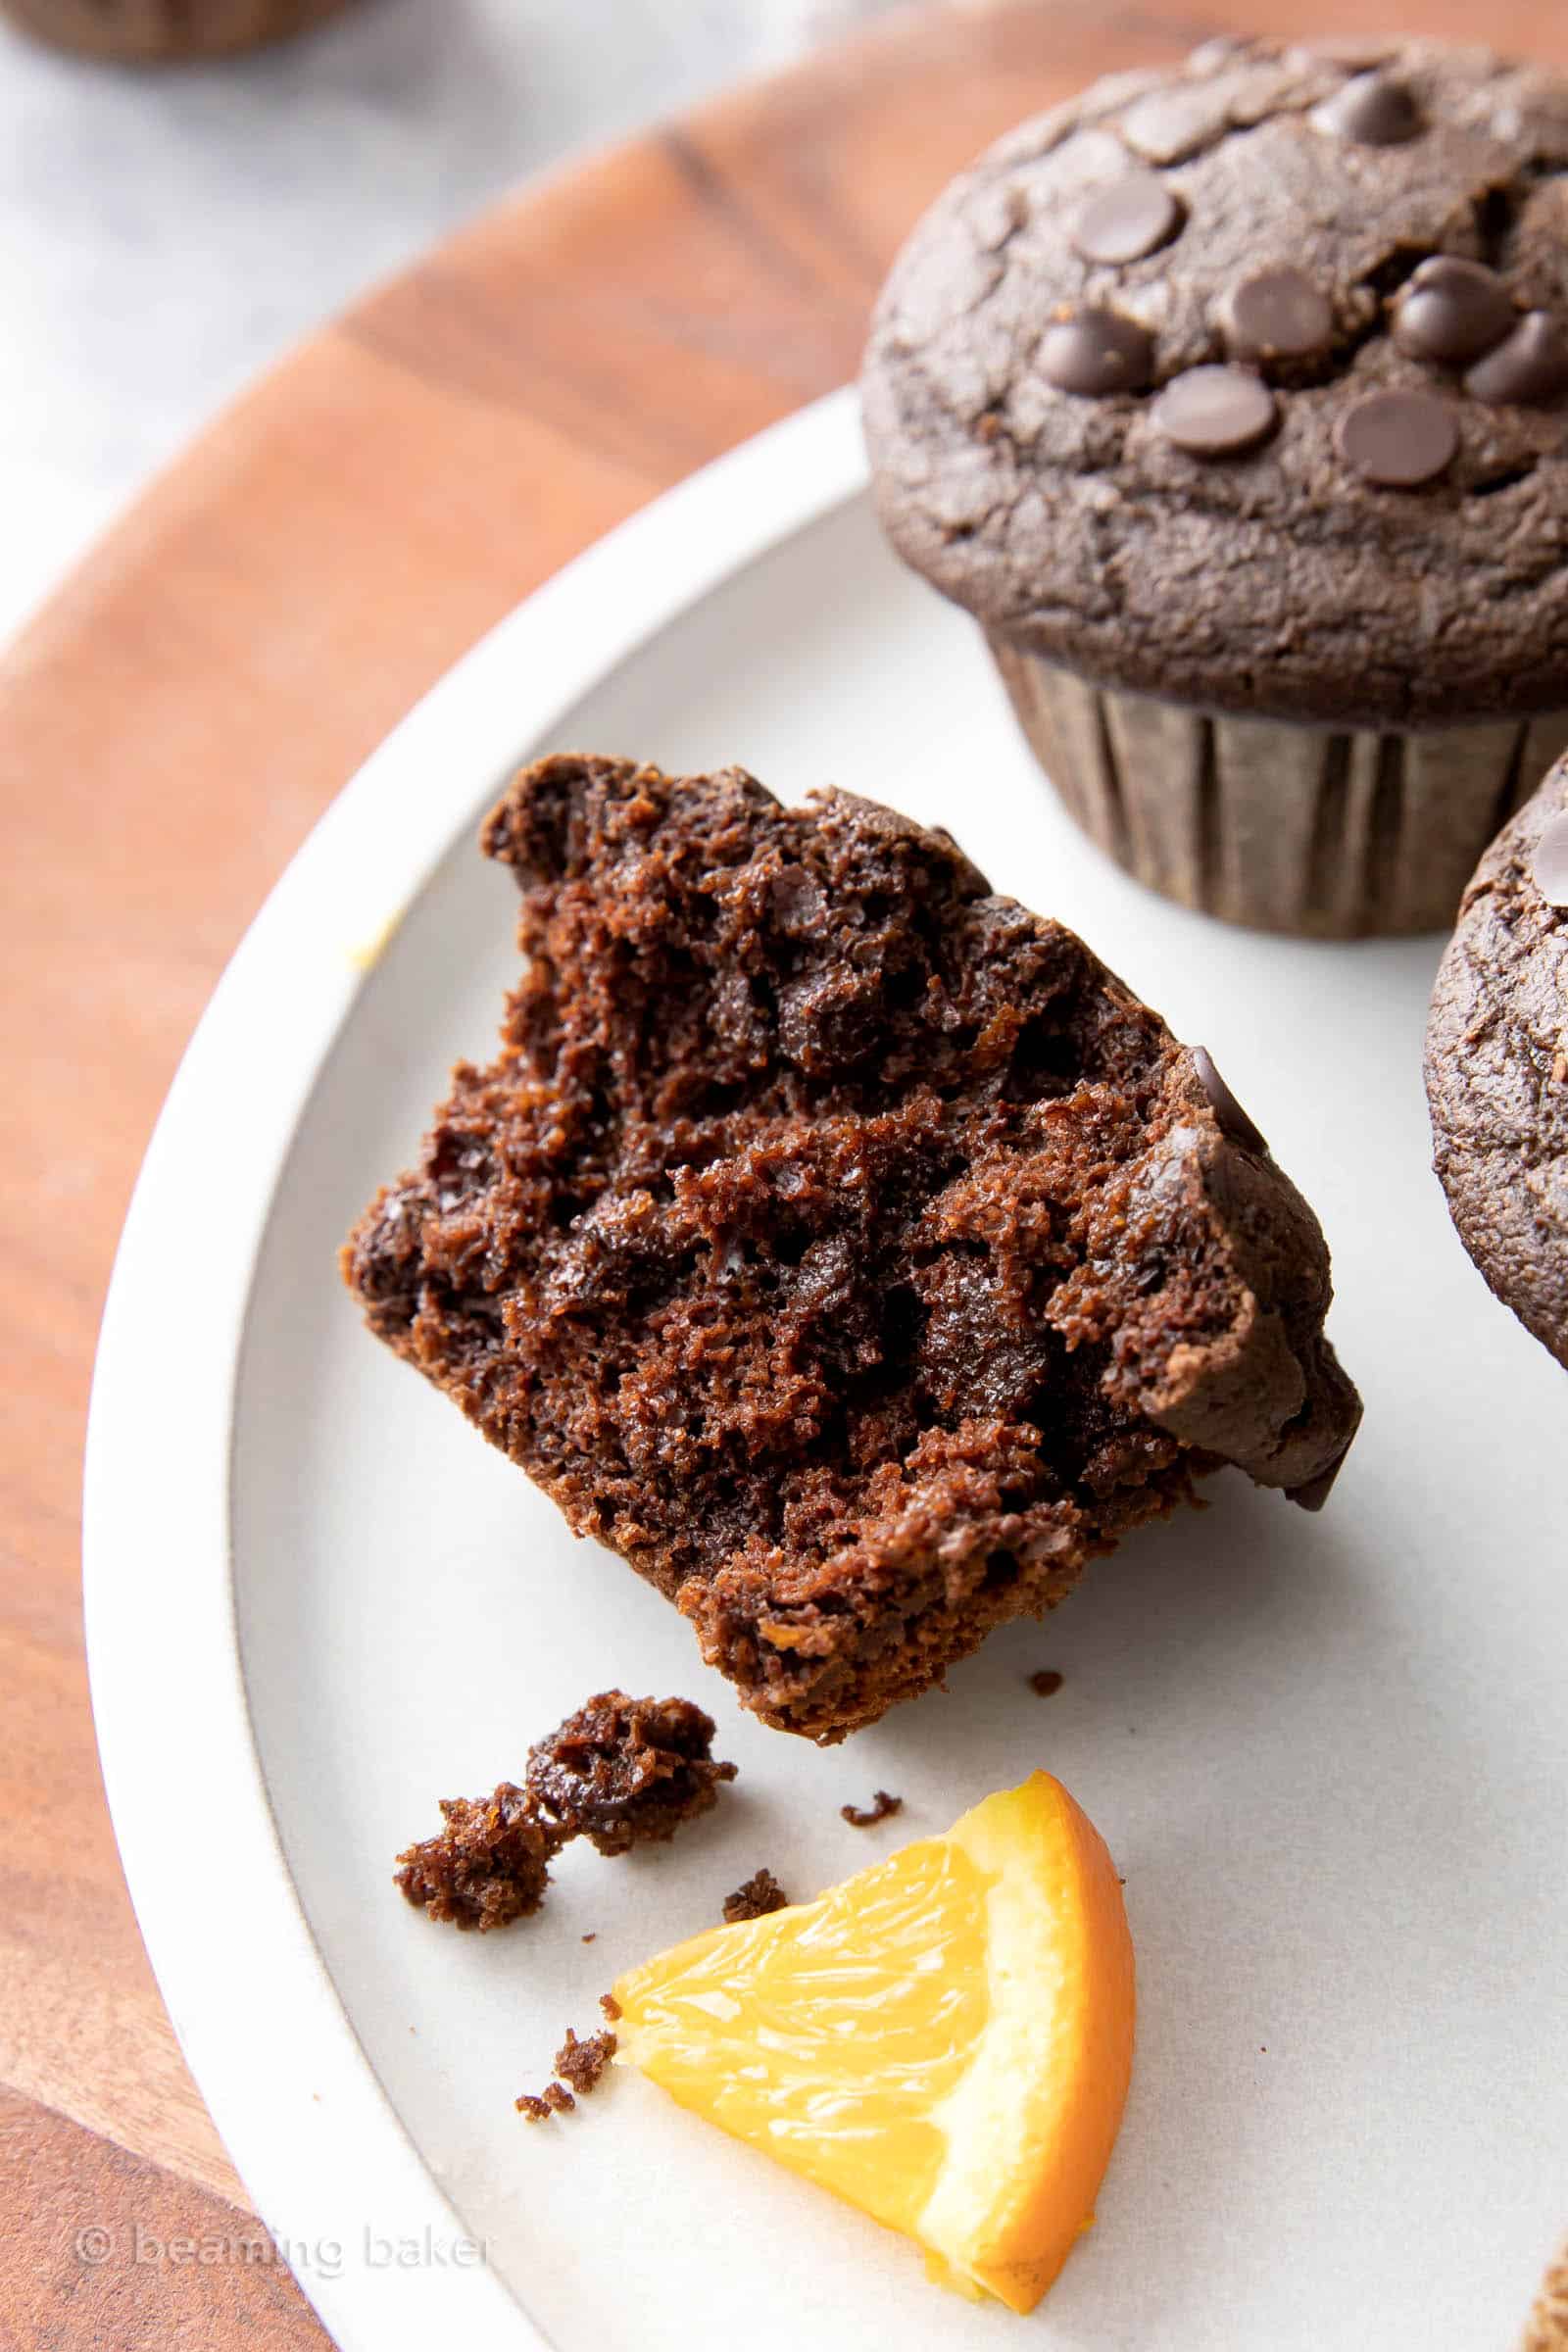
0;0;356;58
1426;752;1568;1367
862;36;1568;937
344;755;1360;1741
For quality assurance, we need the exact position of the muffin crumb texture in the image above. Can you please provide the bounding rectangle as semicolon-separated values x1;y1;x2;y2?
347;757;1360;1740
722;1868;790;1923
395;1690;735;1929
555;2027;617;2094
394;1785;556;1933
526;1691;737;1857
514;2078;576;2124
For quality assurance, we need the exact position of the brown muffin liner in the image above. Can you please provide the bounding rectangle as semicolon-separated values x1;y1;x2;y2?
0;0;356;59
989;635;1568;939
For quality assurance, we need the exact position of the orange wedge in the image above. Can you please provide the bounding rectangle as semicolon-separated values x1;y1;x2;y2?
612;1770;1134;2312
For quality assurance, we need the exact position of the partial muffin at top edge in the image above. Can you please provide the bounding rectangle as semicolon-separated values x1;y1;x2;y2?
862;33;1568;730
861;36;1568;936
0;0;357;59
1426;751;1568;1369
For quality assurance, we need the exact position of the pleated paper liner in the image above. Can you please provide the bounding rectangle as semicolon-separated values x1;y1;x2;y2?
991;635;1568;939
0;0;357;58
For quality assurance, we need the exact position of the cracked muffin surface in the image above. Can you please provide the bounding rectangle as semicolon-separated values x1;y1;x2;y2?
344;755;1360;1740
1427;754;1568;1366
862;36;1568;729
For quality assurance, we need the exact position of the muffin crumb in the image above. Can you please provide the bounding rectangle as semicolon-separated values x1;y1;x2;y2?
527;1691;737;1857
515;2076;577;2121
1029;1669;1065;1697
723;1868;789;1923
1523;2236;1568;2351
841;1790;903;1829
396;1690;734;1931
600;1992;622;2023
395;1784;558;1931
555;2027;616;2093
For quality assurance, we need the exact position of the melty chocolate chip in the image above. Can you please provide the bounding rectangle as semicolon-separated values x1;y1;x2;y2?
1391;257;1515;367
1193;1047;1269;1155
1218;269;1334;365
1532;811;1568;907
1072;172;1184;266
1464;312;1568;407
1040;307;1153;396
1311;71;1424;147
1337;389;1458;486
1288;1448;1349;1513
1152;366;1277;457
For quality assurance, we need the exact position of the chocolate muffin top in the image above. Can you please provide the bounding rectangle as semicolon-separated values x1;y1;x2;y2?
862;37;1568;728
1426;754;1568;1367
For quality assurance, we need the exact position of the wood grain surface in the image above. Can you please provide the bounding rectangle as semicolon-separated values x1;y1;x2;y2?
4;2;1565;2344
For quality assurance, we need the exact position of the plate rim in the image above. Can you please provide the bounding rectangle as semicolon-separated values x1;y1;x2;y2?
82;386;868;2352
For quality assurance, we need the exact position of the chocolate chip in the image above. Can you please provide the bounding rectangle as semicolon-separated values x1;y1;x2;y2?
1217;269;1334;365
1391;257;1515;367
1072;172;1184;267
1311;72;1424;147
1040;308;1153;397
1288;1448;1349;1513
1192;1047;1269;1155
1464;312;1568;407
1337;389;1457;487
1151;366;1277;458
1532;812;1568;907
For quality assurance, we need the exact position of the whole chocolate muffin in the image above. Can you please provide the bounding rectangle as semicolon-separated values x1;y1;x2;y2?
0;0;356;58
862;36;1568;937
1426;752;1568;1367
345;755;1360;1741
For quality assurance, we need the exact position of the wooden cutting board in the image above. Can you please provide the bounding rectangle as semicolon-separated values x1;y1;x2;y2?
6;2;1565;2343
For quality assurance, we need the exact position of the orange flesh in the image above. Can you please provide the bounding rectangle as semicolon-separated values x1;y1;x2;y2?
612;1771;1135;2313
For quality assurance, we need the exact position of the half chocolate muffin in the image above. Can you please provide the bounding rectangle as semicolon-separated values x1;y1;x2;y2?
345;756;1360;1740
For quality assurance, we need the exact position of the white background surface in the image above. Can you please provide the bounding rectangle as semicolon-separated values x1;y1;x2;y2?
86;398;1568;2351
0;0;899;644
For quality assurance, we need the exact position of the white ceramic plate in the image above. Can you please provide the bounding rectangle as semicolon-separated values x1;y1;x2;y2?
85;388;1567;2352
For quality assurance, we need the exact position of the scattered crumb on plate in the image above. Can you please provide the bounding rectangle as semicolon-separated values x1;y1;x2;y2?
395;1784;558;1931
556;2028;616;2093
723;1868;788;1923
841;1789;903;1829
